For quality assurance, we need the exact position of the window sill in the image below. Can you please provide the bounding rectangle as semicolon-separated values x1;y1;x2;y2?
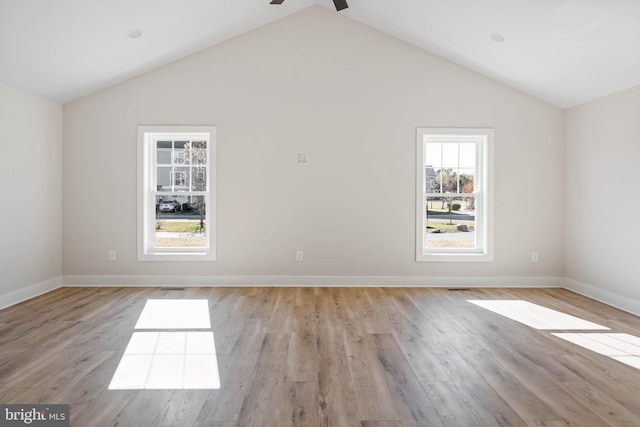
416;252;493;262
138;252;216;262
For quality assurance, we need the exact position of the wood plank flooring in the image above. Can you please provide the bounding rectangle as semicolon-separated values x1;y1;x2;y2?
1;287;640;426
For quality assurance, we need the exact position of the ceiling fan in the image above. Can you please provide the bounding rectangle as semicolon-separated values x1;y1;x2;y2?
270;0;348;12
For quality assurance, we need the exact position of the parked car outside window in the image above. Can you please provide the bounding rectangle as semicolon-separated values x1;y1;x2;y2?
159;201;176;213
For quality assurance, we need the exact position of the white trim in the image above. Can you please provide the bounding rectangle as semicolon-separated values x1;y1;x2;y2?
0;277;62;310
62;275;563;288
563;278;640;317
6;276;638;322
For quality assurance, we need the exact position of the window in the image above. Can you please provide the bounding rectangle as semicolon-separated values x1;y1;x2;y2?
138;126;216;261
416;128;492;261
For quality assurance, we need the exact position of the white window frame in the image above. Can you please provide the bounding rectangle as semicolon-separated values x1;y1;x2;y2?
416;128;493;262
137;126;216;261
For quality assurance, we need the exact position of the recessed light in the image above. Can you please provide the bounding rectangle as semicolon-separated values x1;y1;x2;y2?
128;29;142;39
490;33;504;42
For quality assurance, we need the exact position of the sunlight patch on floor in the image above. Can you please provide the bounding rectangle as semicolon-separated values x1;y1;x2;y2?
552;333;640;369
109;299;220;390
134;299;211;329
467;299;640;371
109;332;220;390
468;300;609;330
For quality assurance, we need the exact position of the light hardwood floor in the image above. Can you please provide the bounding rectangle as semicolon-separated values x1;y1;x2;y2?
1;287;640;426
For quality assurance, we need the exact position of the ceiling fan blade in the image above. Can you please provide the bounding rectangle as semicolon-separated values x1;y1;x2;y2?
333;0;348;11
270;0;285;4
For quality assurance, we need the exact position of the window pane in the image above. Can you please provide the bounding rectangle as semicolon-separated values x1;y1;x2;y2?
190;141;207;165
424;165;438;193
155;199;207;248
172;167;190;190
459;168;475;194
174;149;185;164
425;196;476;249
433;168;457;193
157;166;171;190
441;143;459;169
157;147;171;165
192;167;207;191
424;143;442;169
156;196;182;214
459;143;476;168
171;141;185;164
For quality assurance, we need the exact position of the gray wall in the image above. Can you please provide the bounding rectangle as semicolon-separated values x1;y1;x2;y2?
0;82;62;302
63;7;565;280
565;84;640;312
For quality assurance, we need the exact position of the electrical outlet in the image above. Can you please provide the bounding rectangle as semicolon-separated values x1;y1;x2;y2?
531;252;539;263
296;251;304;261
109;251;116;262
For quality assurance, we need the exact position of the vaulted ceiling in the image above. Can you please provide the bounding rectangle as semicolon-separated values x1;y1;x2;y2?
1;0;638;108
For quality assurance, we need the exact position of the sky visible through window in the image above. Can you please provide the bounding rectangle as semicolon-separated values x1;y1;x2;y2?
424;142;476;170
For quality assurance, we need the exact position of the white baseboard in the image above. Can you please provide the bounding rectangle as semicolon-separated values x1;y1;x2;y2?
0;277;62;310
5;276;639;318
62;275;564;288
563;278;640;317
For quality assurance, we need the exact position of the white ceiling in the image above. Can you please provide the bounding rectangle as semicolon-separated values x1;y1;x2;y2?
1;0;638;108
